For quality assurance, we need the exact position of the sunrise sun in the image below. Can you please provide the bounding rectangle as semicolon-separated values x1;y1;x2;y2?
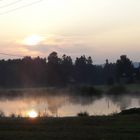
23;35;43;46
28;110;38;118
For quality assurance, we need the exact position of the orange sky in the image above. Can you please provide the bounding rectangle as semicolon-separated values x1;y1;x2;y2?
0;0;140;63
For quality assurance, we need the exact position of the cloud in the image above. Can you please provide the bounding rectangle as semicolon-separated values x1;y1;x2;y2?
0;41;41;59
22;35;96;57
1;33;140;64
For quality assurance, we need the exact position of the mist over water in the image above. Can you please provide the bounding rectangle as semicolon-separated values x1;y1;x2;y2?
0;89;139;117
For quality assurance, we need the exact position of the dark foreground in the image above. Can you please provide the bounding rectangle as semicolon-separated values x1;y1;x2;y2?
0;115;140;140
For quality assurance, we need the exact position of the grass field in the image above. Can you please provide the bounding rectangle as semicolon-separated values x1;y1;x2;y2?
0;115;140;140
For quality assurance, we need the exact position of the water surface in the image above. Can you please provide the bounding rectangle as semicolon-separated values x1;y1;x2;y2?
0;88;139;117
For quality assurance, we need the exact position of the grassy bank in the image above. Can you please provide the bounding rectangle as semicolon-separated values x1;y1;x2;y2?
96;84;140;94
0;115;140;140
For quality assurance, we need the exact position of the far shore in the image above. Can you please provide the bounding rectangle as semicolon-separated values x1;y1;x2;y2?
0;84;139;95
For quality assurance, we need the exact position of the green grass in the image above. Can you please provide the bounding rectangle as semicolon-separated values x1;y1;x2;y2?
0;115;140;140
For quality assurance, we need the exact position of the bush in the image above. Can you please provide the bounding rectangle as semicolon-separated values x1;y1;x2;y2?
10;113;16;118
0;111;5;118
77;111;89;117
119;108;140;115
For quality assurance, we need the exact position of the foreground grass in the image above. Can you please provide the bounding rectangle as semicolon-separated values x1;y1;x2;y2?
0;115;140;140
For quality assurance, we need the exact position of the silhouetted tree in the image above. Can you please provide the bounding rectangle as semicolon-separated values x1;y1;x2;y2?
87;56;93;65
116;55;133;83
47;52;63;86
74;55;95;84
0;52;137;88
103;59;116;85
61;54;73;85
48;52;61;65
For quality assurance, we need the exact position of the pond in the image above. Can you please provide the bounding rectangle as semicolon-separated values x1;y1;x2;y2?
0;88;139;117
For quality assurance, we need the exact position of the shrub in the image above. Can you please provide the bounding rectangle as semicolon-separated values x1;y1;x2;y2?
77;111;89;117
0;111;5;118
119;108;140;115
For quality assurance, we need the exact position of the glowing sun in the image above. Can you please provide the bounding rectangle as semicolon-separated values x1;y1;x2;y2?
28;110;38;118
23;35;43;46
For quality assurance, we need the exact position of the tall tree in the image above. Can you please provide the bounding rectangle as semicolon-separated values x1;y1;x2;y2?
47;52;62;86
116;55;133;83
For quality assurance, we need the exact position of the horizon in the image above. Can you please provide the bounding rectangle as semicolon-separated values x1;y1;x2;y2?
0;52;139;66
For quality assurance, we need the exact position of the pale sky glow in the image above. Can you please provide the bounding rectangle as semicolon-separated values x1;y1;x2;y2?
22;35;44;46
0;0;140;63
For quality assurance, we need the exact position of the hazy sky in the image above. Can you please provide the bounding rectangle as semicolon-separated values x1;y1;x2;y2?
0;0;140;63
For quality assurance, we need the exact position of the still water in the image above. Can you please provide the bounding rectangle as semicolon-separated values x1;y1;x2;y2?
0;88;140;117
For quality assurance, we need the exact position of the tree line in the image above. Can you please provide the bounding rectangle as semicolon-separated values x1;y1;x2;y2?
0;52;139;88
